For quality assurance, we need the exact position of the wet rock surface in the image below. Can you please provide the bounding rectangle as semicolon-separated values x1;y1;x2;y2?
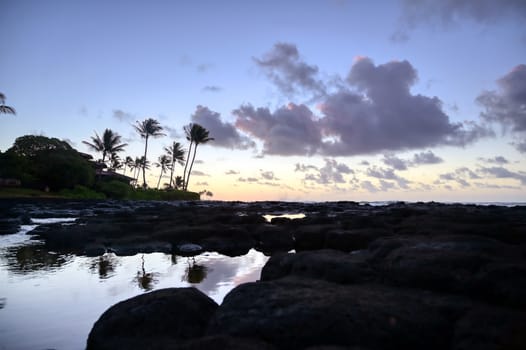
2;199;526;349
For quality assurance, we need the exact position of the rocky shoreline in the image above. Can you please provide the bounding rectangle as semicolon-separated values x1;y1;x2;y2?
1;199;525;349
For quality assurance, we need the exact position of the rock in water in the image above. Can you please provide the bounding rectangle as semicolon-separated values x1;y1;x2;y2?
87;288;218;350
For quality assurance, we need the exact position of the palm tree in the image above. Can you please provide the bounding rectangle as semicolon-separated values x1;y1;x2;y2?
155;154;171;189
175;176;184;190
123;156;134;176
0;93;16;115
164;141;185;189
109;153;122;171
134;118;165;188
82;129;128;165
183;123;214;191
132;156;150;187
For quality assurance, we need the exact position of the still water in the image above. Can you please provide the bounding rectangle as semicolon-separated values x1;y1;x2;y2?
0;219;269;350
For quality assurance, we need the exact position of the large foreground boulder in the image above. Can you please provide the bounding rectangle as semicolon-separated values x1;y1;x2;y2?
207;277;471;350
86;288;218;350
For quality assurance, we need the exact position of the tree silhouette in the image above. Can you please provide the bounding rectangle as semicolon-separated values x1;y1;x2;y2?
155;154;171;189
0;93;16;115
123;156;134;176
183;123;213;191
82;129;127;165
134;118;165;188
164;141;185;189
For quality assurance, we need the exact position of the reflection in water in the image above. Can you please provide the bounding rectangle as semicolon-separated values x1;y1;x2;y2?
134;254;159;291
89;253;118;280
183;258;209;284
1;244;72;275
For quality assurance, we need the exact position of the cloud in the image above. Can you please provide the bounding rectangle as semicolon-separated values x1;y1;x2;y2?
239;48;490;157
234;103;321;155
320;57;492;155
163;125;181;139
361;180;379;193
301;159;354;185
295;163;319;172
382;155;408;170
197;63;213;72
393;0;526;41
260;170;279;181
477;64;526;152
365;166;411;189
479;166;526;185
202;85;222;92
380;152;448;171
191;170;209;177
254;42;325;98
195;181;209;186
191;105;255;150
238;177;259;183
113;109;134;122
478;156;510;165
437;166;482;188
225;170;239;175
412;150;444;165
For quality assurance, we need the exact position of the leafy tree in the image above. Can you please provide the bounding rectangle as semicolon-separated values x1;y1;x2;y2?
9;135;72;157
0;93;16;115
5;135;94;190
134;118;165;188
82;129;127;165
183;123;213;191
155;154;171;189
164;141;185;188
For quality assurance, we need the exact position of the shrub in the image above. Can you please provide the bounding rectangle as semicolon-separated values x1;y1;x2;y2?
97;180;132;199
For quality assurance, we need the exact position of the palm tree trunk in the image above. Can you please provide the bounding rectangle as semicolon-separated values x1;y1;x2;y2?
182;141;193;191
157;169;163;189
168;161;175;188
142;136;149;188
185;144;198;191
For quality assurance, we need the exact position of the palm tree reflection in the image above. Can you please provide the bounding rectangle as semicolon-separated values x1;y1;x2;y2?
134;254;159;291
183;258;208;284
89;253;117;279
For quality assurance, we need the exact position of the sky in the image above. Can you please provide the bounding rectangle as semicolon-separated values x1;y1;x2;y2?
1;0;525;202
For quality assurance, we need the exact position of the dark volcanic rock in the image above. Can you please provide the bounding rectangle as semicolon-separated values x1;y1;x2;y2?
261;249;376;284
87;288;218;350
207;277;470;350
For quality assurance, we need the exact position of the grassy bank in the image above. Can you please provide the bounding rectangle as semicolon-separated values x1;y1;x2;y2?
0;186;200;201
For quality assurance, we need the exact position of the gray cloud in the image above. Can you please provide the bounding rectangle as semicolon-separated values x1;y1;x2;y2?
113;109;134;122
225;170;239;175
234;103;321;156
191;170;209;177
477;64;526;152
195;181;209;186
412;150;444;165
254;42;325;98
202;85;222;92
478;156;509;165
361;180;379;193
393;0;526;41
366;166;411;189
479;166;526;185
238;45;491;157
437;166;483;188
163;125;181;139
260;170;279;181
382;155;408;171
300;159;353;185
320;57;492;155
191;105;255;150
238;177;259;183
